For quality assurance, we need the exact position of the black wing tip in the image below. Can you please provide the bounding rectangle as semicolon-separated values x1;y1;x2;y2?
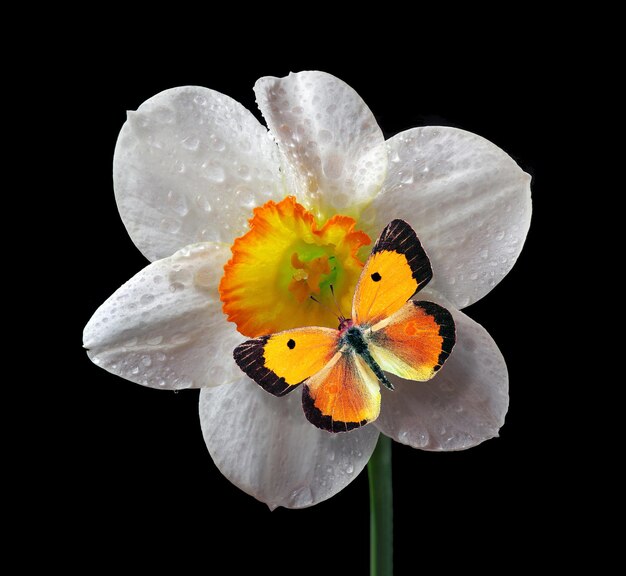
372;220;433;289
302;386;367;433
413;300;456;367
233;336;293;397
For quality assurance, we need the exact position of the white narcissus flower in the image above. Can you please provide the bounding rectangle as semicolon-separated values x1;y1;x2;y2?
84;71;531;510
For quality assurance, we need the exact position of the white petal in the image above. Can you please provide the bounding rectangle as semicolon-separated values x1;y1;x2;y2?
114;86;284;262
254;71;387;218
375;306;508;451
199;378;379;509
83;243;242;390
362;127;532;309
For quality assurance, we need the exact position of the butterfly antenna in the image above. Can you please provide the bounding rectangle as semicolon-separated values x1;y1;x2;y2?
329;285;346;322
309;294;336;317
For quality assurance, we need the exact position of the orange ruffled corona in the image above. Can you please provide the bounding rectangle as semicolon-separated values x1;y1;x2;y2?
219;196;371;337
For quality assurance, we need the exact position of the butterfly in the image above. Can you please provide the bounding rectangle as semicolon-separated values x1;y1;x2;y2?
233;219;456;433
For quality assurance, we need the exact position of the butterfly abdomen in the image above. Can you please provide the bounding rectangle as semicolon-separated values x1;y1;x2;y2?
342;326;394;391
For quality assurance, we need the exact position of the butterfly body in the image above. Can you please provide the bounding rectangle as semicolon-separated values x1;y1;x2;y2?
339;325;394;391
234;220;456;433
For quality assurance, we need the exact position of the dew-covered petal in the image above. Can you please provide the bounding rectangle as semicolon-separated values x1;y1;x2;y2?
254;71;387;220
199;378;379;509
114;86;284;262
83;243;241;390
375;306;508;451
362;127;532;309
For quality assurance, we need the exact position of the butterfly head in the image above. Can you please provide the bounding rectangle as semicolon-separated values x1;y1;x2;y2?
338;317;354;332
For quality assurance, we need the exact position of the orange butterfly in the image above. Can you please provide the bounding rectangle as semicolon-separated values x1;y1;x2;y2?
234;220;456;433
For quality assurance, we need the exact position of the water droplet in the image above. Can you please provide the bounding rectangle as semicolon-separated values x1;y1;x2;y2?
169;281;185;293
469;272;479;280
154;106;174;124
495;230;505;241
167;190;189;217
209;135;226;151
399;170;414;184
290;486;313;507
141;355;152;367
194;267;214;289
328;450;336;461
140;293;155;305
201;162;225;183
193;94;207;106
147;335;163;346
237;164;251;180
156;352;167;362
480;249;489;259
323;154;344;179
234;186;256;209
153;275;163;284
317;129;332;144
346;464;354;475
160;218;181;234
181;136;200;151
131;366;140;375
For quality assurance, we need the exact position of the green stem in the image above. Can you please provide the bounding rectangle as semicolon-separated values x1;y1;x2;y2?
368;434;393;576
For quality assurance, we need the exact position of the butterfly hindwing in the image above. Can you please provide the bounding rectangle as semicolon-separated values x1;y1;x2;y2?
302;348;381;433
234;328;339;396
352;219;432;326
365;300;455;381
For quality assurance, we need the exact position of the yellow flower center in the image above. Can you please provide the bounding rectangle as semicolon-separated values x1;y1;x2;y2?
289;253;332;303
219;196;371;337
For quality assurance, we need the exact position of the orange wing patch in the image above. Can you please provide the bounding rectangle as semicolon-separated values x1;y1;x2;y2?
353;220;432;325
234;327;339;396
366;300;455;381
302;350;381;433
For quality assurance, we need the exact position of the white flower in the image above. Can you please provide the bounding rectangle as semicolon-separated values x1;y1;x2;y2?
84;71;531;510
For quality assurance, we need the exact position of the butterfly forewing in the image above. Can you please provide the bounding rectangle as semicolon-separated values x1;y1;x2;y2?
234;327;339;396
352;220;432;326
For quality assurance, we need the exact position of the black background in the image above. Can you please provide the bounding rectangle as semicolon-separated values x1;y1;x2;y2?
60;34;569;574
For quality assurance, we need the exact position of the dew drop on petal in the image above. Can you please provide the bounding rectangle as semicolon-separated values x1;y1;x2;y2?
209;135;226;151
167;190;189;217
201;162;226;183
193;267;214;289
181;136;200;151
317;129;332;144
147;335;163;346
140;293;155;305
160;218;181;234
